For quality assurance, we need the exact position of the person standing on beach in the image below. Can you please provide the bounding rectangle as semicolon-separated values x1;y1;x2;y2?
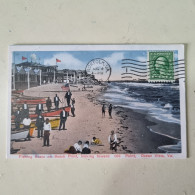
35;103;44;115
65;90;72;106
102;104;106;117
43;118;51;147
23;115;31;141
71;104;75;117
22;101;29;119
59;108;68;130
108;104;113;118
46;97;52;112
35;113;44;138
14;107;22;129
108;130;118;152
54;94;61;110
71;98;75;105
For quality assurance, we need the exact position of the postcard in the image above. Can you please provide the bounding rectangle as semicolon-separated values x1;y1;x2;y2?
8;45;186;159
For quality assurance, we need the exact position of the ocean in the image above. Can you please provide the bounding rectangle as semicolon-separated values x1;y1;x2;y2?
100;82;181;125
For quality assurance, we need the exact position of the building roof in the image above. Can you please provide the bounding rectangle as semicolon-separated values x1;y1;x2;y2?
15;62;57;69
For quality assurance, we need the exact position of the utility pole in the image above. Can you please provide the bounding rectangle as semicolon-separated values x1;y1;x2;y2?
40;69;42;86
54;68;55;83
27;69;30;89
74;72;76;83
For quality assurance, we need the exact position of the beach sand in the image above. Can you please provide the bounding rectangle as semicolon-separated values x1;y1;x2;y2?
11;83;180;155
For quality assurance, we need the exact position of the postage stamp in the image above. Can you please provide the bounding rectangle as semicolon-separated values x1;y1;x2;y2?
7;45;186;159
149;51;174;82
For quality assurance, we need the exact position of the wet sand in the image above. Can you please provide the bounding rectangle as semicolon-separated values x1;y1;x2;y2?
11;83;180;155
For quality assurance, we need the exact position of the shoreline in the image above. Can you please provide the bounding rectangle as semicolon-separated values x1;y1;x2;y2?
11;83;181;154
97;89;181;153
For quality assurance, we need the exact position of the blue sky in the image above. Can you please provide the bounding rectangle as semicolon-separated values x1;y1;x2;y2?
13;50;178;80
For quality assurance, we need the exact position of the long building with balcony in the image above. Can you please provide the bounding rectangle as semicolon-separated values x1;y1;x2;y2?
12;62;87;90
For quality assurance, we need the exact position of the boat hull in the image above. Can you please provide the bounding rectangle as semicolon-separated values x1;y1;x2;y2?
29;109;63;119
12;109;63;120
11;130;29;141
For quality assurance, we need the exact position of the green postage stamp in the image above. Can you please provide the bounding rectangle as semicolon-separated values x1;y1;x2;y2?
149;51;174;82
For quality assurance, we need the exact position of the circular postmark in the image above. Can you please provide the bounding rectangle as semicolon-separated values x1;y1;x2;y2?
85;58;111;81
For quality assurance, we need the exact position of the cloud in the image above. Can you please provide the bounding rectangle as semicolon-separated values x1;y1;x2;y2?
136;56;147;62
104;52;124;67
30;53;37;62
44;52;85;70
104;52;125;80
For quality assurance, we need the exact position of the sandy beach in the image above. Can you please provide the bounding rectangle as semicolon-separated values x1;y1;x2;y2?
11;83;179;155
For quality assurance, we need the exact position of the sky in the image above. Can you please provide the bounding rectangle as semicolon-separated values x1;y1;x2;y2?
13;50;178;81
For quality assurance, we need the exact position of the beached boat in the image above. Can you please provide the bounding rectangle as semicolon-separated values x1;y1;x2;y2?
18;118;60;129
29;109;63;119
50;118;60;128
11;129;29;141
16;98;46;104
12;109;63;120
12;90;24;94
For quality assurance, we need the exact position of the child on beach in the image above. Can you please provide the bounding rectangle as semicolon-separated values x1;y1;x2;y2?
108;130;118;152
71;104;75;117
91;137;102;145
71;98;75;105
43;118;51;147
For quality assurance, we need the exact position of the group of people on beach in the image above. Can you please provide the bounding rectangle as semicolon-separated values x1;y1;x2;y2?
64;140;91;154
13;89;76;147
64;130;118;154
13;87;119;152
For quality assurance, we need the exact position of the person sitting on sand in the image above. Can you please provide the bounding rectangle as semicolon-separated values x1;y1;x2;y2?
82;141;91;154
91;137;102;145
65;141;83;154
108;130;118;152
74;141;82;153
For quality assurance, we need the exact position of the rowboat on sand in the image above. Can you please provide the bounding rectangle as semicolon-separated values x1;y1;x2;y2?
11;129;29;141
29;109;63;119
11;109;63;120
16;99;46;104
18;118;60;129
12;90;24;94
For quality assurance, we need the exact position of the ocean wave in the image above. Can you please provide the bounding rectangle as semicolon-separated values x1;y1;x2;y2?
102;82;180;124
